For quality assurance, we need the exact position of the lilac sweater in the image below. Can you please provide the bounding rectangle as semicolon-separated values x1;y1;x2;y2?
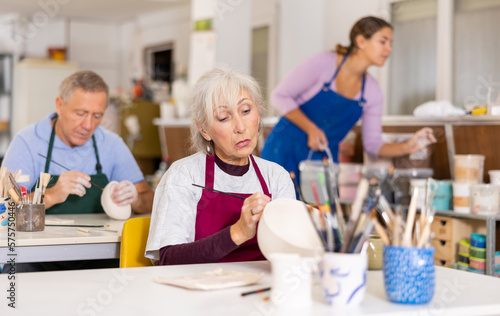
271;51;385;157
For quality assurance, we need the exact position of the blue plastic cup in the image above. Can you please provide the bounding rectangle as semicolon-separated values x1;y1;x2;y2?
383;246;435;304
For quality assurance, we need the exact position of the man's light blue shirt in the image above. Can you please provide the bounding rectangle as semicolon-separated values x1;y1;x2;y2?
2;113;144;190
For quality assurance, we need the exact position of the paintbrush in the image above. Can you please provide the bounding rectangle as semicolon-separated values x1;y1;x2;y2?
191;183;246;200
304;202;328;249
37;154;104;190
322;157;345;245
340;178;369;253
289;171;305;202
46;224;110;228
8;173;23;203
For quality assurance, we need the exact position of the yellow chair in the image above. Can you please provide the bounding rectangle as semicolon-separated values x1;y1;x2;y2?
120;217;153;268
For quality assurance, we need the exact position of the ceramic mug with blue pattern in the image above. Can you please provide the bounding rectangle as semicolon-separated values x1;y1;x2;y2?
320;252;367;306
383;246;435;304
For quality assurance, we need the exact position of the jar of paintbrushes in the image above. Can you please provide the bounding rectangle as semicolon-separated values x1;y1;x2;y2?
1;169;51;232
16;172;51;232
381;179;437;304
293;153;437;306
294;149;373;306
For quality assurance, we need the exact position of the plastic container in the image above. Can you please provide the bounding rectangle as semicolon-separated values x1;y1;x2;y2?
362;166;393;203
16;204;45;232
470;184;500;215
454;155;485;183
338;163;363;200
299;160;339;204
453;182;471;214
432;180;453;211
392;168;434;205
488;170;500;185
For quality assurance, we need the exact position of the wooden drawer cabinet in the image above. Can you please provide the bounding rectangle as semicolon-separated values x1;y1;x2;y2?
416;214;486;267
431;239;454;261
431;217;453;241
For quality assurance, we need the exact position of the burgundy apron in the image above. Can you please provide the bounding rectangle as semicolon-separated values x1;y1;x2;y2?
195;154;271;262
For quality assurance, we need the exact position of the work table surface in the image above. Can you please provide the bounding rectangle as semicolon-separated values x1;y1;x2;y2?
1;261;500;315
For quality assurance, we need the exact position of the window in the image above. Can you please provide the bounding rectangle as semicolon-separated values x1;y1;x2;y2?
251;26;270;103
453;0;500;107
386;0;500;114
388;0;437;115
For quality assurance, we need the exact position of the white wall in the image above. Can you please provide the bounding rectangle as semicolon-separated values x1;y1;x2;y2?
213;0;252;74
69;19;120;91
119;5;191;92
276;0;326;81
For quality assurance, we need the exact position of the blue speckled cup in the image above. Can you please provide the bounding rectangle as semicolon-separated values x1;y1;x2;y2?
383;246;435;304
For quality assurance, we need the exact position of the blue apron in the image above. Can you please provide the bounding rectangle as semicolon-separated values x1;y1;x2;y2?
261;54;365;184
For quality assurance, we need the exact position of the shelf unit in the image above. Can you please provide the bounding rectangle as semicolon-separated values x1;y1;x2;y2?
432;210;500;276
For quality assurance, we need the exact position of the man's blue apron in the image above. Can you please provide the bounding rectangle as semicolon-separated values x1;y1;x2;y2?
261;54;366;185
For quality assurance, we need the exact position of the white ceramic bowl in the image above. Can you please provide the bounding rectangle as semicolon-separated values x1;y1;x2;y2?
257;198;324;259
101;181;132;220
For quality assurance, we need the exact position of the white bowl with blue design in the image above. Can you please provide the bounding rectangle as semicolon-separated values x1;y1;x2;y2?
383;246;435;304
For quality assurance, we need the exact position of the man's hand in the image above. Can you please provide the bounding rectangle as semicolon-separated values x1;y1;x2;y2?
44;171;91;206
111;180;138;206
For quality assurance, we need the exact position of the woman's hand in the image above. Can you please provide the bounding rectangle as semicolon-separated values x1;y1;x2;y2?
405;127;437;154
230;192;271;245
306;125;328;151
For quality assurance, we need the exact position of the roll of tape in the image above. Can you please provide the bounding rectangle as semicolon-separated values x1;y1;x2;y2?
470;257;486;271
468;267;485;274
458;262;469;270
459;238;470;254
470;246;486;259
470;233;486;248
458;253;470;264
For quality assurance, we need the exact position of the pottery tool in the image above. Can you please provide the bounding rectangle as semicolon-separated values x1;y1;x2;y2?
417;213;434;248
318;172;342;250
241;287;271;296
8;188;19;204
352;209;377;253
8;173;23;203
40;173;51;203
304;203;327;249
37;154;105;191
77;227;90;233
289;171;305;202
46;224;110;228
191;184;246;200
402;187;419;247
314;175;336;252
340;178;369;253
322;157;345;242
369;210;390;245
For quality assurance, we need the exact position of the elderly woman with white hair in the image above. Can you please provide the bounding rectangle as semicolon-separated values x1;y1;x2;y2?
146;67;296;265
